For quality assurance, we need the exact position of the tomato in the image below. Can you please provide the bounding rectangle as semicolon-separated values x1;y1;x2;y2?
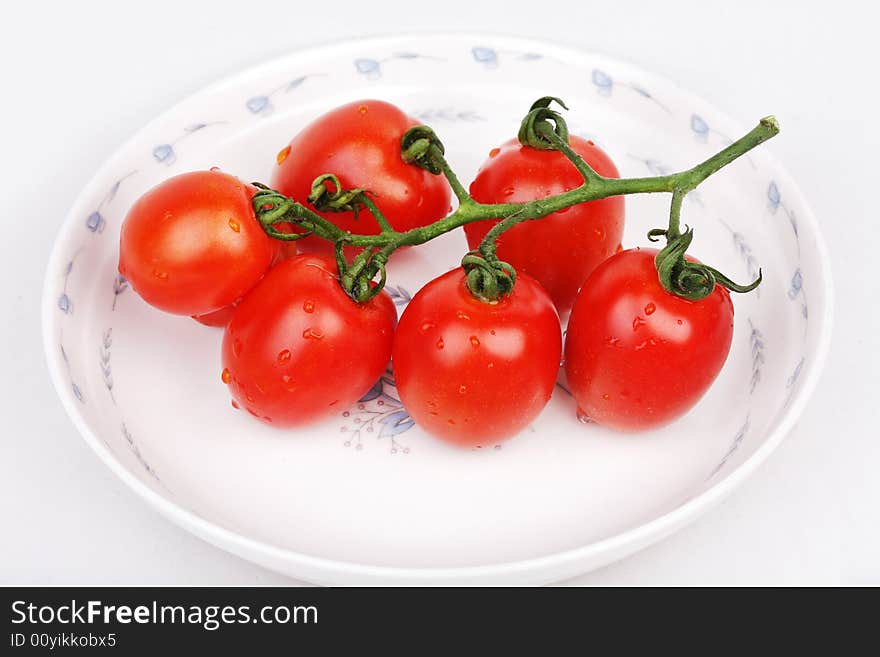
465;136;624;313
392;268;561;446
563;248;734;431
221;254;397;427
119;170;279;316
270;99;451;253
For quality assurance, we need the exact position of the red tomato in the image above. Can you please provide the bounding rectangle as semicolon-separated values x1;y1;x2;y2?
465;136;624;313
221;254;397;427
564;248;734;431
119;170;279;316
392;268;561;446
271;100;451;253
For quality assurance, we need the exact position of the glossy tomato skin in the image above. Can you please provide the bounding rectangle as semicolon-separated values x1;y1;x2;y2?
564;248;734;432
465;137;624;313
392;268;562;446
270;99;451;253
119;170;279;316
221;254;397;428
191;234;297;328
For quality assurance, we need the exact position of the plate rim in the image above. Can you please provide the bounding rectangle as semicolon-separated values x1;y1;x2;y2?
42;32;835;584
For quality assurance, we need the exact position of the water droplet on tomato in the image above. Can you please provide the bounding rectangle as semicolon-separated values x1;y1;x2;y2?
231;399;239;409
152;269;168;280
245;393;255;403
644;302;656;315
232;339;243;357
502;186;515;196
632;316;645;331
246;407;259;417
281;374;297;392
302;327;324;340
677;319;683;325
469;336;480;348
576;408;593;424
447;419;456;425
487;362;494;369
459;385;467;394
228;218;240;233
420;322;435;333
263;416;272;423
436;338;445;350
358;104;369;115
277;349;291;364
456;310;470;320
303;300;315;313
594;227;605;241
602;393;610;400
587;140;595;146
489;329;496;336
276;145;291;165
489;147;500;158
210;166;221;172
429;411;439;416
221;368;232;384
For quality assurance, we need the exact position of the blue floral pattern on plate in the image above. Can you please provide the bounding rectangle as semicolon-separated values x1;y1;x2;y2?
85;171;137;234
708;415;751;479
153;122;224;165
356;52;444;80
471;46;544;69
246;75;322;116
591;69;670;112
340;369;413;453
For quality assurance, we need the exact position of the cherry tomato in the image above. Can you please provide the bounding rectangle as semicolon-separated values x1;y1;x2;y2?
221;254;397;427
564;248;734;431
119;170;279;316
271;99;451;253
465;136;624;313
392;268;561;446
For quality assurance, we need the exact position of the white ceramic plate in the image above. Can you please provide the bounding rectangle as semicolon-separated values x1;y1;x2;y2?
43;34;832;584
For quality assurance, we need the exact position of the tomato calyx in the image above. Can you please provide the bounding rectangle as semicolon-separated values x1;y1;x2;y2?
400;125;446;175
649;190;762;300
517;96;571;150
460;250;517;303
307;174;370;216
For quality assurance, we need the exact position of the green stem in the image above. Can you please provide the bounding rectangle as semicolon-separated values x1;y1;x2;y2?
359;194;394;234
428;144;473;207
668;188;685;238
256;115;780;301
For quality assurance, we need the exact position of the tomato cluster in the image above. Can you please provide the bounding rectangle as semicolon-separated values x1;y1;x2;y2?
118;99;740;447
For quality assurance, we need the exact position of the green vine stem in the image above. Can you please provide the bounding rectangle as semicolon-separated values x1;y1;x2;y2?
253;102;779;303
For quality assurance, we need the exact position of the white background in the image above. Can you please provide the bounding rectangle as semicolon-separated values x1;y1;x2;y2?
0;0;875;585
